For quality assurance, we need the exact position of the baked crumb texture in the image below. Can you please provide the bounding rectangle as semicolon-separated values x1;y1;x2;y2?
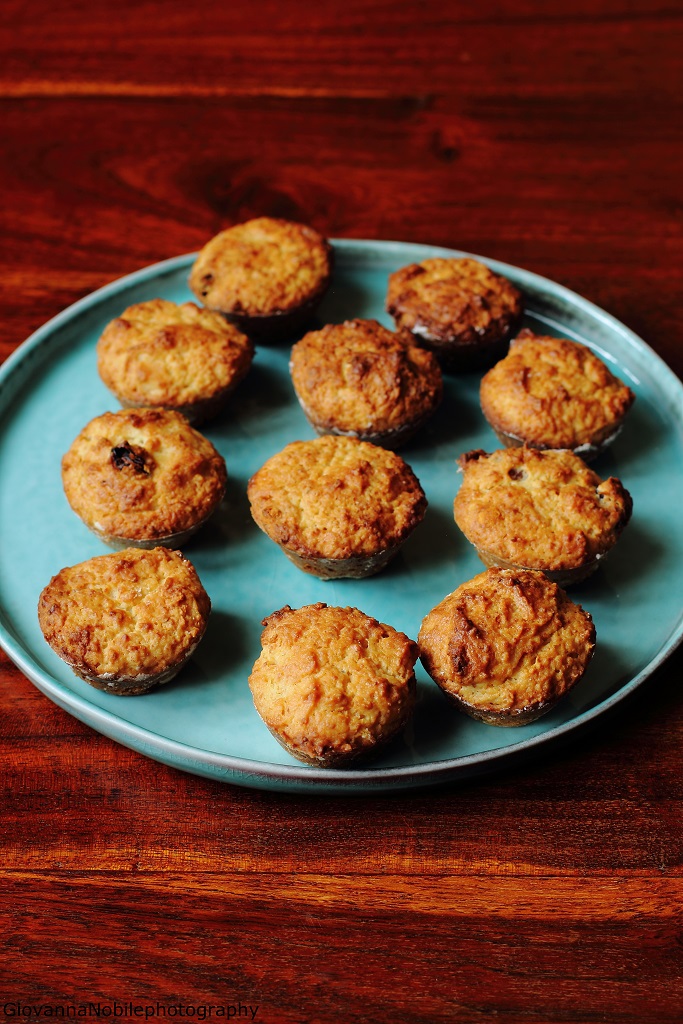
97;298;254;423
290;318;443;448
454;447;632;586
62;408;227;547
480;329;635;456
189;217;333;339
418;568;595;726
249;603;418;766
247;435;427;578
386;257;523;370
38;546;211;695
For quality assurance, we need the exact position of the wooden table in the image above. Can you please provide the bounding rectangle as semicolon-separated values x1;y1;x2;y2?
1;2;682;1021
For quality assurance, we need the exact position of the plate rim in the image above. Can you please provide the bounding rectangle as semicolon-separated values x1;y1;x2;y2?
2;238;682;793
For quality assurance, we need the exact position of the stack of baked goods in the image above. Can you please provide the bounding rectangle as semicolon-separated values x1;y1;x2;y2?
36;217;637;770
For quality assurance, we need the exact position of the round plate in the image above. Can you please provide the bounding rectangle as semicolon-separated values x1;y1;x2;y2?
1;240;682;794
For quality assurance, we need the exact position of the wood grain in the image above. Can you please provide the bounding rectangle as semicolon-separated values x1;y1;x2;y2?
2;868;683;1022
1;1;682;1020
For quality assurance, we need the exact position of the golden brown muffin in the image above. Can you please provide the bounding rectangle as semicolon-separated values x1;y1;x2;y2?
97;298;254;424
453;447;632;586
249;603;418;766
247;435;427;579
189;217;333;341
38;547;211;695
480;329;635;458
386;256;523;371
62;408;227;548
289;318;443;448
418;568;595;726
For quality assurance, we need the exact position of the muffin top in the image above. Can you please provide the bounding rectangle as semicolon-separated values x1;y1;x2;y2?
97;298;253;414
418;567;595;715
480;329;636;450
454;447;633;571
290;318;442;437
247;435;427;560
249;603;418;765
62;408;227;543
38;546;211;683
386;257;523;346
189;217;333;317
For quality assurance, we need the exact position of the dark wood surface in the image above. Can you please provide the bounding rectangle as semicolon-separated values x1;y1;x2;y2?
1;2;682;1021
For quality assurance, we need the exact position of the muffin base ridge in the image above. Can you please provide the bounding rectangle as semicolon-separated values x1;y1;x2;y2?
473;544;606;588
436;687;562;727
279;544;403;580
411;328;513;373
85;511;219;550
69;644;201;696
490;424;625;462
262;713;414;768
115;374;248;425
222;287;330;343
295;394;436;450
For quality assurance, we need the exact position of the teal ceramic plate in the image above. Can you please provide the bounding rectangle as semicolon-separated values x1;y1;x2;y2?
1;240;682;794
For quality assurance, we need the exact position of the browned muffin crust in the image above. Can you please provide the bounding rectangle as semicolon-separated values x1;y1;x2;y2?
97;298;254;423
386;257;523;369
418;568;595;726
62;408;227;547
249;603;418;766
189;217;332;338
247;435;427;578
290;318;443;447
38;547;211;695
480;329;635;455
453;447;632;585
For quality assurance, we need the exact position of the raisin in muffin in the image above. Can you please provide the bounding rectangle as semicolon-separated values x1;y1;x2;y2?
386;256;523;371
247;435;427;579
480;329;635;458
97;298;254;424
189;217;333;341
38;546;211;695
290;318;443;448
418;568;596;726
62;408;227;548
453;447;633;586
249;603;418;766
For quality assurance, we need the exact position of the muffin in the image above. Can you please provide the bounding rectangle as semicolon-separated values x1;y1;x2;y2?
247;435;427;579
386;256;523;371
248;603;418;766
480;329;636;458
418;567;596;726
38;546;211;695
453;447;633;587
189;216;333;341
62;408;227;548
96;298;254;424
289;318;443;448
